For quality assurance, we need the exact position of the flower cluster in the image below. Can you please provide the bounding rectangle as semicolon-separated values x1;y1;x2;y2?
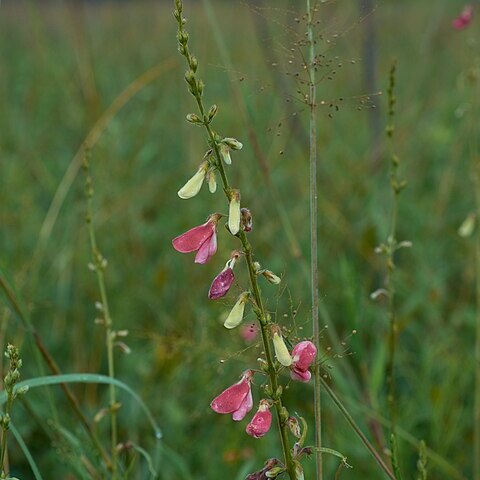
209;339;316;439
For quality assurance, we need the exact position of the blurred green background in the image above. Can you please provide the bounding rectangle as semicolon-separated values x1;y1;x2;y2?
0;0;478;478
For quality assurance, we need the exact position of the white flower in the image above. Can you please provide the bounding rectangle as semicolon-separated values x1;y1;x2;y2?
228;190;241;235
272;328;292;367
177;161;208;199
219;144;232;165
224;292;249;329
207;169;217;194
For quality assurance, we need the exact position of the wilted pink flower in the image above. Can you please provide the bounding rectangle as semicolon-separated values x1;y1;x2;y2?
241;323;259;342
453;4;474;30
290;340;317;383
211;370;254;421
246;399;272;438
172;213;221;264
208;251;240;300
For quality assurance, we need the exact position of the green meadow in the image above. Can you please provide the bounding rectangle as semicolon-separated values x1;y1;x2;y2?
0;0;478;478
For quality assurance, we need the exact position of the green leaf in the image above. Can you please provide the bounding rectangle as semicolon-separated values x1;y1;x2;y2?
0;374;161;440
10;423;43;480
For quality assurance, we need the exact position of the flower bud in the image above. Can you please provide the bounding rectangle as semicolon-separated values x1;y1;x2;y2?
228;190;241;235
287;416;301;438
184;69;195;85
241;208;253;232
224;292;249;329
272;326;292;366
177;161;208;199
206;169;217;193
262;270;281;285
459;213;476;237
219;143;232;165
207;104;218;122
186;113;203;125
222;137;243;150
246;399;272;438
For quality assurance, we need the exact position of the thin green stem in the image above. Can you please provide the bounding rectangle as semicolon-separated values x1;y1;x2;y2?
471;55;480;480
0;396;13;476
321;378;396;480
306;1;323;478
84;156;118;478
174;3;297;477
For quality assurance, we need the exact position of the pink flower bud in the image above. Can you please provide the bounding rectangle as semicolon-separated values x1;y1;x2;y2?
172;213;221;264
246;400;272;438
208;251;240;300
211;370;254;421
290;340;316;383
453;4;474;30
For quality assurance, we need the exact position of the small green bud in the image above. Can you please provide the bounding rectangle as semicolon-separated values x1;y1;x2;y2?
186;113;203;125
207;104;218;122
190;56;198;72
197;79;204;96
16;385;29;396
184;70;195;86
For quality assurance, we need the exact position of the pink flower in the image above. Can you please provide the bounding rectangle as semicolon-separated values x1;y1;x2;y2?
241;323;259;342
208;251;240;300
211;370;254;421
246;399;272;438
172;213;221;264
453;4;474;30
290;340;317;383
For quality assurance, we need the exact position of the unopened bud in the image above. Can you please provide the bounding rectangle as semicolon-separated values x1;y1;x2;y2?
207;104;218;122
262;270;281;285
228;190;241;235
241;208;253;232
186;113;203;125
222;137;243;150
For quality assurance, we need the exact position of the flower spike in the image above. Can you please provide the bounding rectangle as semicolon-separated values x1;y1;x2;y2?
177;161;209;199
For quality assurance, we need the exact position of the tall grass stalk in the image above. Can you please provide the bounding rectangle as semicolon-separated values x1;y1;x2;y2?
382;61;406;478
471;58;480;480
82;150;119;478
306;1;323;478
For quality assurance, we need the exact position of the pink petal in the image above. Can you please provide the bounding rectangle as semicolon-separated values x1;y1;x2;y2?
194;231;217;264
208;267;235;300
241;323;258;342
291;340;317;371
232;388;253;421
172;222;214;253
210;372;252;414
246;405;272;438
290;367;311;383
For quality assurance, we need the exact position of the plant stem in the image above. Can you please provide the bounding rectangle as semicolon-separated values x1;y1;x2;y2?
83;155;118;478
306;1;323;479
385;61;399;436
321;378;396;480
174;3;297;477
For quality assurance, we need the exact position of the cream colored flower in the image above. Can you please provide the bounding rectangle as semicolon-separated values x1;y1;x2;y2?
272;327;292;367
228;190;241;235
177;161;209;199
224;292;249;329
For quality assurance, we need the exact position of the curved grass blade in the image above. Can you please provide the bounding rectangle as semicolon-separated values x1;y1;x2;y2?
10;423;43;480
0;374;162;440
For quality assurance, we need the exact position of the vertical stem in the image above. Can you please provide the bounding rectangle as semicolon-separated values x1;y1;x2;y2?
385;62;398;436
472;56;480;480
306;1;323;478
84;157;118;478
